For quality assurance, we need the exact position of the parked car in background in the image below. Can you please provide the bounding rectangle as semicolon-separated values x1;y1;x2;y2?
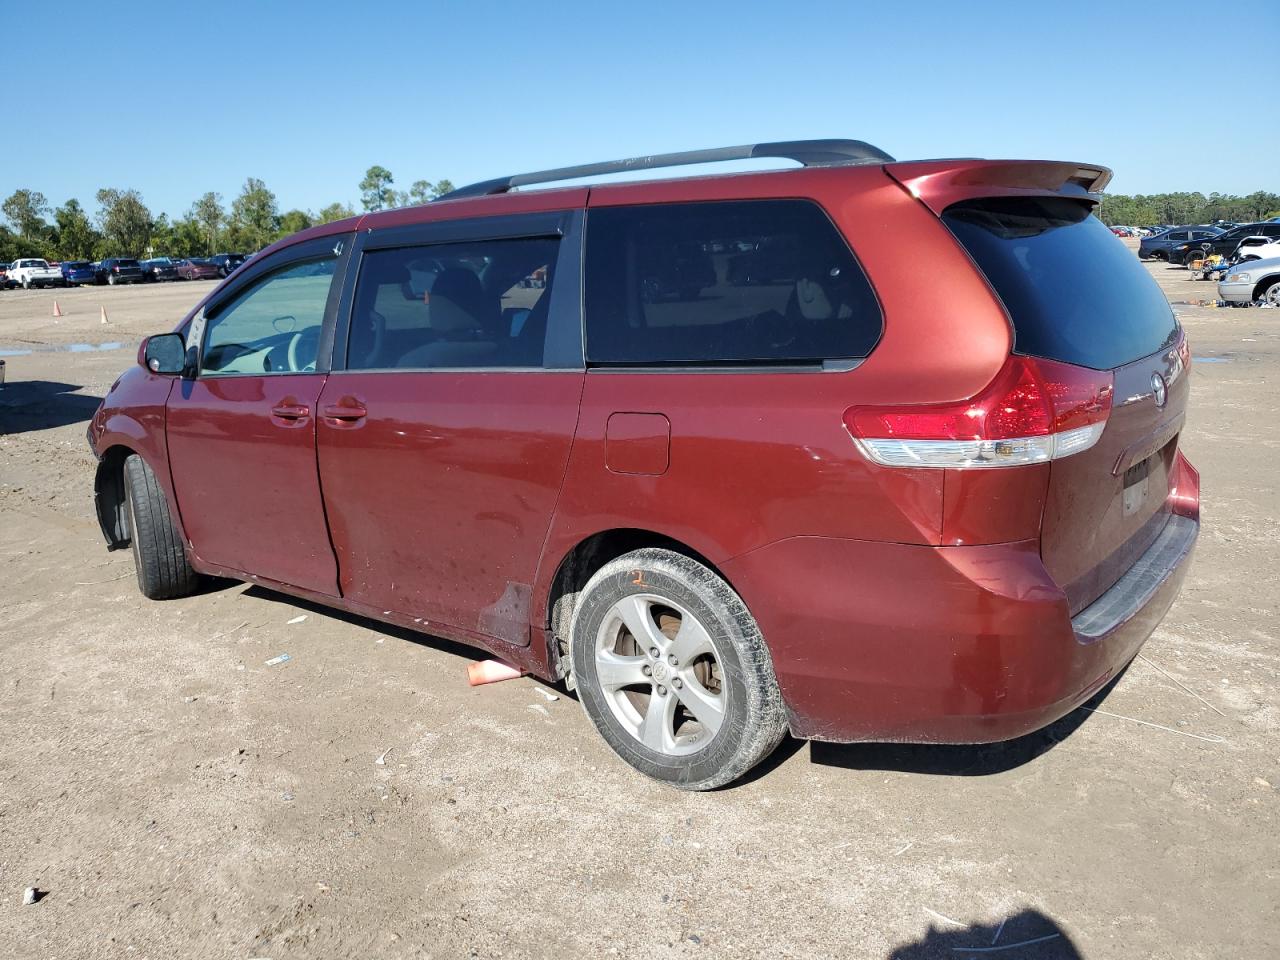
1186;222;1280;262
175;258;222;280
1138;226;1222;260
1219;255;1280;305
9;258;66;288
89;140;1200;790
1235;238;1280;261
208;253;247;277
0;263;11;289
61;260;97;286
97;258;146;285
140;258;179;282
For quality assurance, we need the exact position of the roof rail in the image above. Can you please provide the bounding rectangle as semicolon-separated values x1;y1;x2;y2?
434;139;895;201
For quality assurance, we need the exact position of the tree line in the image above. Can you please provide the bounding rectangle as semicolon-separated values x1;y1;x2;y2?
0;165;453;263
1097;190;1280;227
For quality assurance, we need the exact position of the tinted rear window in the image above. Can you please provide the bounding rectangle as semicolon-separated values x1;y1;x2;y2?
942;198;1178;370
584;200;881;366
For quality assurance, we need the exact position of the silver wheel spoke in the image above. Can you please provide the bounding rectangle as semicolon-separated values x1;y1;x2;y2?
674;676;725;737
614;594;667;653
595;650;650;691
667;615;715;665
637;691;676;752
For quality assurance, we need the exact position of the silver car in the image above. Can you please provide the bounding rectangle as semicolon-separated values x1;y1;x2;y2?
1219;256;1280;305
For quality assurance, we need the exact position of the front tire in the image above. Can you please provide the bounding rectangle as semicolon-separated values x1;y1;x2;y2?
570;548;788;790
123;454;198;600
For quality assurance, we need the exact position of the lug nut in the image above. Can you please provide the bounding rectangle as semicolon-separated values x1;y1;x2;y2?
656;685;667;696
673;678;683;690
649;647;659;658
642;664;652;677
667;654;678;666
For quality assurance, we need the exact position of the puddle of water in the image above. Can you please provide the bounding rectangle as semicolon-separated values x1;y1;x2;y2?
0;341;128;357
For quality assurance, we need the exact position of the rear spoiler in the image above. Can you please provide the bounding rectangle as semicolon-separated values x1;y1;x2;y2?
885;160;1113;216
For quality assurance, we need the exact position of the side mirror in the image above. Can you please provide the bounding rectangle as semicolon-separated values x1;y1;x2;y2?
142;333;187;376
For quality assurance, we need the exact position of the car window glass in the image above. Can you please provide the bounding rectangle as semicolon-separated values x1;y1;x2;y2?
584;199;881;366
347;237;558;370
201;258;336;376
1167;232;1188;241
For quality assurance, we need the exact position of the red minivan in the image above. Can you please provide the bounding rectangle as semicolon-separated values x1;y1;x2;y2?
88;141;1199;789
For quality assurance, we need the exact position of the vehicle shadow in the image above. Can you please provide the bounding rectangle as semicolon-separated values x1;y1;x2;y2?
808;670;1127;777
0;380;103;434
889;909;1081;958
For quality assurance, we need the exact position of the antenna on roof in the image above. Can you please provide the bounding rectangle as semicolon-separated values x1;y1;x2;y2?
435;139;895;201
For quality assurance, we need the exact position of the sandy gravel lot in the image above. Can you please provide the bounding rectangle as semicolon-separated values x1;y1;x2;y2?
1;251;1276;959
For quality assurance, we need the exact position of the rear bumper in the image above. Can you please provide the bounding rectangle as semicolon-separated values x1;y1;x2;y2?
721;453;1201;744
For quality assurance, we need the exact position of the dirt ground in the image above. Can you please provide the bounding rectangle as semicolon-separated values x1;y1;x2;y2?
1;249;1276;960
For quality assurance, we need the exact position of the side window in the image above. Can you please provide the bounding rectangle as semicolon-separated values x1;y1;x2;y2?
201;257;337;376
1167;232;1189;241
584;199;882;366
346;236;558;370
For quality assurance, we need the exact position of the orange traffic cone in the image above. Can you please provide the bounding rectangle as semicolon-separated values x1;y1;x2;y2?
100;305;109;324
467;660;524;686
52;300;63;318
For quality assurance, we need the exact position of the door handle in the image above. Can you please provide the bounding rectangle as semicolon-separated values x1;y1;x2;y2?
322;400;367;422
270;402;311;420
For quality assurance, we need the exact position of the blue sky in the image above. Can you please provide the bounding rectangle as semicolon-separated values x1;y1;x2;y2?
3;0;1276;220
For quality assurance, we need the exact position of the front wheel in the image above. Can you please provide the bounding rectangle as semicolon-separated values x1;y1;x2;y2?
123;454;198;600
570;548;788;790
1262;280;1280;307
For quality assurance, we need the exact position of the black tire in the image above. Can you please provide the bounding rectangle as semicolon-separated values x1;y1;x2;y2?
570;548;788;790
123;454;198;600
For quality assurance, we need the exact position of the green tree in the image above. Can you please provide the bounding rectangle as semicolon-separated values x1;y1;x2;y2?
278;209;314;238
95;188;153;257
54;199;99;260
359;165;396;212
191;191;225;255
229;178;279;251
431;179;455;198
316;202;356;224
2;189;50;239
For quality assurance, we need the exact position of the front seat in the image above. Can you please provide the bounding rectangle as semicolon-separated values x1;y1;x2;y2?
397;268;500;368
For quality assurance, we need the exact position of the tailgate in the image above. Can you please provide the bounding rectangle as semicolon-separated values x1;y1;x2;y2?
933;188;1187;612
1042;347;1186;612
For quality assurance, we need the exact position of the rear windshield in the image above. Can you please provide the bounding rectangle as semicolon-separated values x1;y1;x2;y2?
117;259;140;267
942;197;1178;370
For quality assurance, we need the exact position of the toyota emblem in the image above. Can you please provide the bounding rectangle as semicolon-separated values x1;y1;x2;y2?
1151;372;1168;408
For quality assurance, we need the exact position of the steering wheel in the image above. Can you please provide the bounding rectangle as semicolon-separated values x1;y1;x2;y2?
287;326;321;372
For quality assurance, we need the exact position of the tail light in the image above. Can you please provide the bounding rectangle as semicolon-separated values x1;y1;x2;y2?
845;355;1113;469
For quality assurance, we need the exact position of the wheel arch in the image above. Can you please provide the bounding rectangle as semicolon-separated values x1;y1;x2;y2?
1252;273;1280;301
541;528;741;676
94;443;137;549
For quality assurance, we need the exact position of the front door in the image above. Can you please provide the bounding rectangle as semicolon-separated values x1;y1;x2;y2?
316;212;585;644
166;237;350;595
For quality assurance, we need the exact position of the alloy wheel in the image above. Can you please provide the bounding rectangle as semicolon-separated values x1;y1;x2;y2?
593;594;726;757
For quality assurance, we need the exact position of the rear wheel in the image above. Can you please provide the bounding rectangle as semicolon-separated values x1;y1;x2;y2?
123;454;198;600
570;548;788;790
107;273;117;286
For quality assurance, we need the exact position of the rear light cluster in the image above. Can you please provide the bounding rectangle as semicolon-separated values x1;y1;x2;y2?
845;355;1114;469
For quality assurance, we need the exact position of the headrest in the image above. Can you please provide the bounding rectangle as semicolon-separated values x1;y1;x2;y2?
430;268;491;333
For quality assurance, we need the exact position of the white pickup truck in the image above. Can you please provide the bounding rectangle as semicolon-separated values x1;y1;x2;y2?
9;258;65;289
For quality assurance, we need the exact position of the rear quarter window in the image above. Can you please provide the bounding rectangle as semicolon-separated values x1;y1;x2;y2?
942;197;1179;370
584;199;881;367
